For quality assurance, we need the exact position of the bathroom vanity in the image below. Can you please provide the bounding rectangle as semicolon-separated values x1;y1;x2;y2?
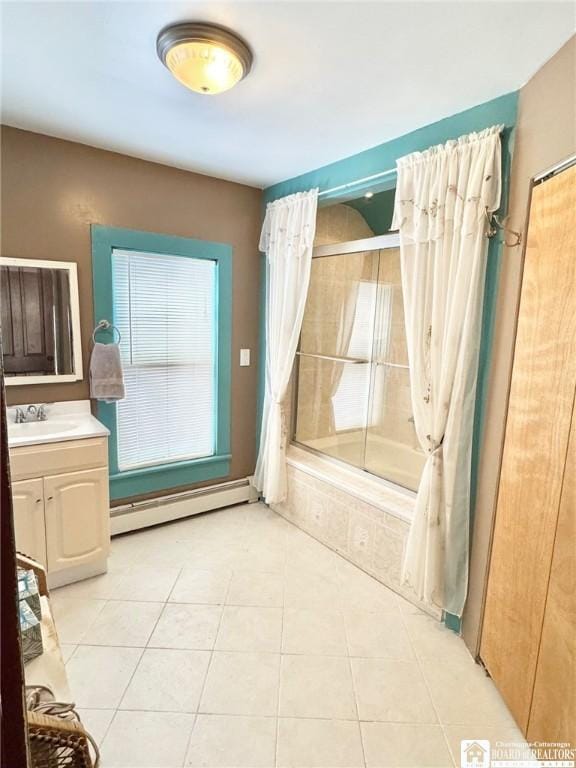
8;401;111;588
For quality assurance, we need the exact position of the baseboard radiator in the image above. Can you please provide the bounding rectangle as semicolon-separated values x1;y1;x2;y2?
110;477;259;535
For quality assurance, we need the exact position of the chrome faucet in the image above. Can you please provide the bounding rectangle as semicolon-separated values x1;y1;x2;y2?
26;404;49;421
13;404;49;423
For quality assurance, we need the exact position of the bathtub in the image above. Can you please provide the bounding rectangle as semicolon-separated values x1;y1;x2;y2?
296;429;425;492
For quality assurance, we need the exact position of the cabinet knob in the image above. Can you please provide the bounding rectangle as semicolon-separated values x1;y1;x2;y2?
36;498;42;504
46;496;53;501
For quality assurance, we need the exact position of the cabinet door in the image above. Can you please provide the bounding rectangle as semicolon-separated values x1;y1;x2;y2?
11;478;47;566
44;468;110;573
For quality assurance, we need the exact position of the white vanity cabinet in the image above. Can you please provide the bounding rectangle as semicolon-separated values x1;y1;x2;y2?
10;435;110;588
12;478;47;567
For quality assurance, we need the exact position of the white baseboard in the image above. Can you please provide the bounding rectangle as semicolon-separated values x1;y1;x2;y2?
110;477;258;535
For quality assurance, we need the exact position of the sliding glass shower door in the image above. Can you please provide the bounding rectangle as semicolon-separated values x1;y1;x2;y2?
293;236;425;492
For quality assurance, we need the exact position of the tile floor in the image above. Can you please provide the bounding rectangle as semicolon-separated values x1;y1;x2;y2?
53;502;523;767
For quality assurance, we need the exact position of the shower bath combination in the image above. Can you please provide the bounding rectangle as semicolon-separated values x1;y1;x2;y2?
292;233;426;493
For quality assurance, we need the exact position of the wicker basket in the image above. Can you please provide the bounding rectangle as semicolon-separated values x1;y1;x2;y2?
28;711;95;768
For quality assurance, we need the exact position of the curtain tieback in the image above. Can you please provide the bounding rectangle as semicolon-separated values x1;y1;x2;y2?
425;435;444;455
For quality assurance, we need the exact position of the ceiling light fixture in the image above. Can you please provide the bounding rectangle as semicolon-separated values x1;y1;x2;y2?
157;22;253;95
364;191;374;199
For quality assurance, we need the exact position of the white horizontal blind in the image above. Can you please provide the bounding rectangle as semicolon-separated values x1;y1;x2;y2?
112;249;216;471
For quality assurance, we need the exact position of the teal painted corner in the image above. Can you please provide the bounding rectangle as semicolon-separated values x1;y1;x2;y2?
263;92;519;205
257;91;520;629
444;612;462;634
91;224;232;501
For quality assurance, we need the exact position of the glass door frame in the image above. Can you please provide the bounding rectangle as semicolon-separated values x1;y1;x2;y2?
290;232;416;492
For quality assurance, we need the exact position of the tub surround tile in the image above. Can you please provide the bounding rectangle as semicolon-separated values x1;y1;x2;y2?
371;523;405;588
347;510;376;572
285;445;415;522
273;453;419;615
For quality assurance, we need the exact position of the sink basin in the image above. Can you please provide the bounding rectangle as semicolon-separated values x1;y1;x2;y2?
8;420;78;437
6;401;110;448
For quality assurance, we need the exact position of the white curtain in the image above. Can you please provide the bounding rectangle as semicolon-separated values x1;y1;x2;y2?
392;125;502;617
254;189;319;503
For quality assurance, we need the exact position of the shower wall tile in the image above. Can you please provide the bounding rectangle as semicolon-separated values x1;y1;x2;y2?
371;524;405;589
347;509;376;572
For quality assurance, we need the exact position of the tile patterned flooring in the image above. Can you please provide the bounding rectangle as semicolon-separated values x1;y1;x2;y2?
53;502;523;767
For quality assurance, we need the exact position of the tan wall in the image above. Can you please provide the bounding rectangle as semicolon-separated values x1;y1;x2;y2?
1;126;262;495
464;36;576;651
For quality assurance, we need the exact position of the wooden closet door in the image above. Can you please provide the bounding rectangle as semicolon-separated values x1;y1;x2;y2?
480;164;576;734
528;405;575;744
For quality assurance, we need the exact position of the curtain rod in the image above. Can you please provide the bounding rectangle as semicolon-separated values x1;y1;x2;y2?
317;124;507;199
317;167;396;198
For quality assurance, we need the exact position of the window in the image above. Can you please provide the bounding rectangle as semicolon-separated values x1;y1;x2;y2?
112;250;215;471
92;226;231;500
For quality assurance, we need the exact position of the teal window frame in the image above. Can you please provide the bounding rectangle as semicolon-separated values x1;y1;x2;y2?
91;224;232;501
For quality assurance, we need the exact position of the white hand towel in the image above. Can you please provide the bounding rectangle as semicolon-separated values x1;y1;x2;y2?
90;342;125;402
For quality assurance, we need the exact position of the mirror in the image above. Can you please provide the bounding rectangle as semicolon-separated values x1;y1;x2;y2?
0;257;83;385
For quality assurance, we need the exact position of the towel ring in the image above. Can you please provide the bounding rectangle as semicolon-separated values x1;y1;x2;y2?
92;319;121;345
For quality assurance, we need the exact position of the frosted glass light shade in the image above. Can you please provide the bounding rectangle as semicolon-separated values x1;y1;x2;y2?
157;23;252;96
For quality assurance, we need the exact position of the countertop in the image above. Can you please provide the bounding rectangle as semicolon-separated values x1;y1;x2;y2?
7;400;110;448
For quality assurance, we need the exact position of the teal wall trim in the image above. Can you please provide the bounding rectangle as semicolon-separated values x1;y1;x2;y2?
347;188;396;235
109;456;232;499
91;224;232;501
258;92;520;630
264;92;518;204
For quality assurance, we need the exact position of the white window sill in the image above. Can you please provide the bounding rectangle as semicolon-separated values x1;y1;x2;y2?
286;444;415;524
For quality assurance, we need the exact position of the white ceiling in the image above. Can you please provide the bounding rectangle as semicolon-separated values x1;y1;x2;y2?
1;1;574;188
